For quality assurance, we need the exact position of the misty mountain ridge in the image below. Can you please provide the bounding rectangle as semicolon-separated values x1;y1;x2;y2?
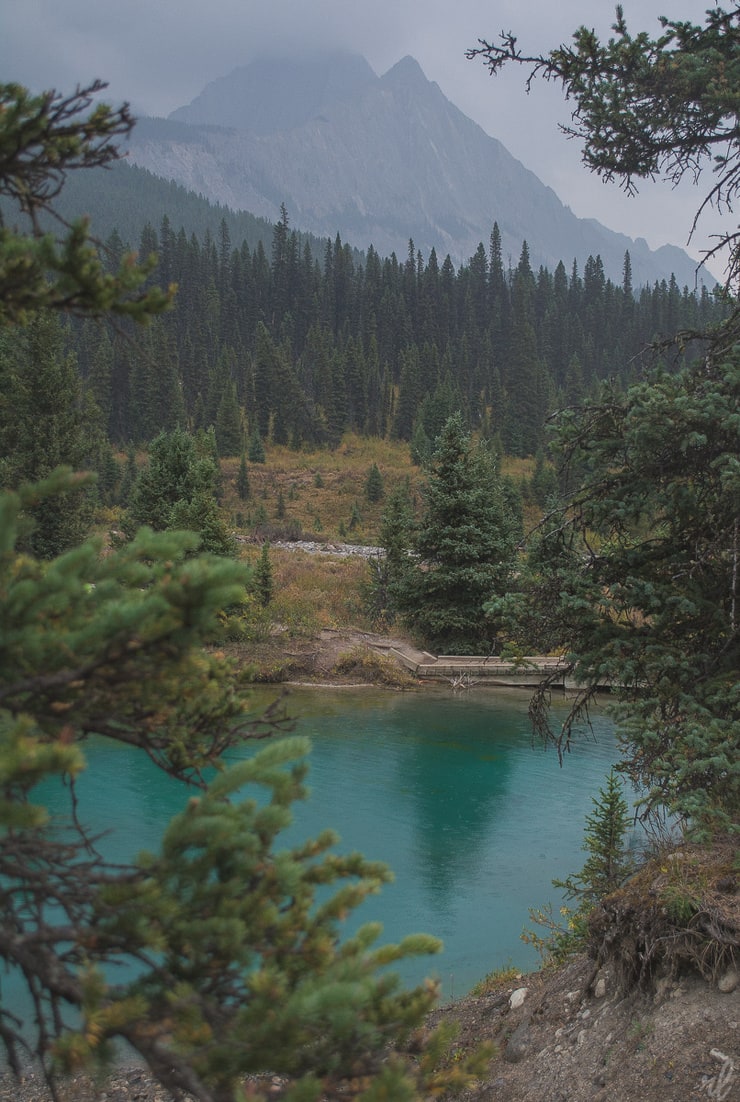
126;51;709;289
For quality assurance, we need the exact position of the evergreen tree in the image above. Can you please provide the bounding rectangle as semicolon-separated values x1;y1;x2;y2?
525;769;634;962
365;462;385;503
254;540;274;606
517;361;740;832
215;379;243;457
0;312;99;557
169;490;236;556
0;83;171;325
248;427;266;464
364;480;416;627
127;427;230;554
118;444;138;505
398;413;518;654
555;769;634;909
471;5;740;834
237;451;250;500
409;419;432;467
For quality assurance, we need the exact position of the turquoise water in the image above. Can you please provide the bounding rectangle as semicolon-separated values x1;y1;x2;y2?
19;686;622;1017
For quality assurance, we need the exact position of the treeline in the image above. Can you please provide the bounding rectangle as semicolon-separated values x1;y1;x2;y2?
73;207;723;457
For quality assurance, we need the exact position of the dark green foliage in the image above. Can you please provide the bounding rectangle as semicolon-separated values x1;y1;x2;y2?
409;420;432;467
118;444;137;505
248;427;266;464
96;444;121;505
365;479;417;628
365;462;384;503
127;427;233;553
468;6;740;286
398;413;519;653
546;357;735;828
0;312;99;556
254;540;274;606
129;428;210;529
529;450;558;507
472;4;740;837
525;769;635;962
169;491;236;556
237;451;250;500
348;501;362;532
554;769;635;909
500;354;740;834
215;379;243;457
60;164;722;454
0;82;172;326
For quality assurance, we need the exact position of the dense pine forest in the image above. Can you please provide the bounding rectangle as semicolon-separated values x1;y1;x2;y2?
67;204;722;459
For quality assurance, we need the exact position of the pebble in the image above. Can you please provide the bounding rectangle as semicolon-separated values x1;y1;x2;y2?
718;967;738;994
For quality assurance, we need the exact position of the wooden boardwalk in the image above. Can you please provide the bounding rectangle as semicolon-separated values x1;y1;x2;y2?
372;641;581;688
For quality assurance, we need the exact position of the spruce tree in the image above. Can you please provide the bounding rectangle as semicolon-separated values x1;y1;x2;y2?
364;480;416;627
254;540;274;606
0;312;100;557
215;379;243;457
365;462;385;503
554;769;634;908
399;413;518;654
470;8;740;833
237;451;250;500
248;427;266;464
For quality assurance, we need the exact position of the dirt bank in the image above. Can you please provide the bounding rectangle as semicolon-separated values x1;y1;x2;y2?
4;954;736;1102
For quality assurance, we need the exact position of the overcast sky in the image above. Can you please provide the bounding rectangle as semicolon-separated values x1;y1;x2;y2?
1;1;727;276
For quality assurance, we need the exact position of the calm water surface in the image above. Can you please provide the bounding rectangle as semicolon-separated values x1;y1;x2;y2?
50;684;622;1001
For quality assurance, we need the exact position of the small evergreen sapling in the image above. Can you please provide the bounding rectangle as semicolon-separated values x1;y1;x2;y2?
254;540;274;606
248;428;266;464
524;769;635;962
237;452;250;500
365;462;384;503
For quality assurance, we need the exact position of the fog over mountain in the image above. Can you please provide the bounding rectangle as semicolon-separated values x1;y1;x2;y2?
126;52;711;289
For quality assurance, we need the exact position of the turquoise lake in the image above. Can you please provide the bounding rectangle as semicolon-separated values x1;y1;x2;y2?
34;684;625;1003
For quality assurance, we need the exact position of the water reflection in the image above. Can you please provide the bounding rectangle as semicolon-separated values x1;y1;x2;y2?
35;686;619;1000
390;699;514;905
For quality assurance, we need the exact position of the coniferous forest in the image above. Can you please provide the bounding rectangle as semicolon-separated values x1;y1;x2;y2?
68;204;722;460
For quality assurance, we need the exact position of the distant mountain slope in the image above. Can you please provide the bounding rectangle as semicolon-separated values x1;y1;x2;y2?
170;52;377;135
51;160;347;265
126;52;709;288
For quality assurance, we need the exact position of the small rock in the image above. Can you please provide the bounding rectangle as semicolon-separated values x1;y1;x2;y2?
718;967;738;994
576;1029;587;1047
509;986;528;1009
594;977;607;998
